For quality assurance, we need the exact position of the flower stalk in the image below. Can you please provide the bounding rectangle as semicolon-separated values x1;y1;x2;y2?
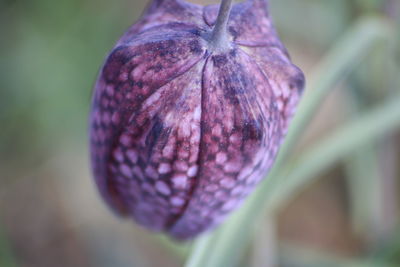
209;0;233;52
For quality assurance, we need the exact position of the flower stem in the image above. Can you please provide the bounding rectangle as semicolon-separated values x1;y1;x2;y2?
209;0;233;52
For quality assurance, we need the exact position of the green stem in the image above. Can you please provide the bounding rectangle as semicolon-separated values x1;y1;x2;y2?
209;0;233;52
272;16;391;171
266;94;400;212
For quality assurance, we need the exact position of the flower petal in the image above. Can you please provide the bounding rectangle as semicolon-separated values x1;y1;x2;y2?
90;29;206;219
169;48;282;239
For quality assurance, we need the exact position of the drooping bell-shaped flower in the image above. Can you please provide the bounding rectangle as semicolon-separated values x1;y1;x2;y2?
90;0;305;240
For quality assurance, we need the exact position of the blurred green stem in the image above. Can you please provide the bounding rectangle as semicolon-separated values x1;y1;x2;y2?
250;216;277;267
345;145;383;238
272;16;391;168
185;16;394;267
156;234;190;260
344;46;398;246
265;94;400;212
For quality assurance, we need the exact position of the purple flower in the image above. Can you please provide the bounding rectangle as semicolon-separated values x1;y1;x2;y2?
89;0;304;240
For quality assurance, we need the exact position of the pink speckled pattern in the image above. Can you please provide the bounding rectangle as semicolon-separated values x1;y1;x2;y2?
89;0;304;240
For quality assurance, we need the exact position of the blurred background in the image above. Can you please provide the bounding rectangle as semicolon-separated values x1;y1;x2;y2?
0;0;399;266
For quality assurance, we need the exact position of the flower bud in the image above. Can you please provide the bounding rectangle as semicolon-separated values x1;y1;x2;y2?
90;0;304;240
